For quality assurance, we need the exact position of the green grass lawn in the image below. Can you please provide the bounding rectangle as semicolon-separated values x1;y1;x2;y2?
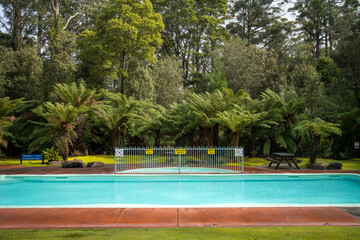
0;227;359;240
244;157;360;170
1;155;360;170
0;158;48;167
0;155;116;167
297;158;360;170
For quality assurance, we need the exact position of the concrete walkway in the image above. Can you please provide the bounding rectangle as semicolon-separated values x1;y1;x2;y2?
0;164;360;229
0;207;359;229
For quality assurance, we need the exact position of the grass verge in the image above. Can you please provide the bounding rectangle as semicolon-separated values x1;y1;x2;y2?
0;227;359;240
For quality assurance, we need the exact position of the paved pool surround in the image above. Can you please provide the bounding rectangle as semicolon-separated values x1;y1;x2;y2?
0;165;360;229
0;207;360;229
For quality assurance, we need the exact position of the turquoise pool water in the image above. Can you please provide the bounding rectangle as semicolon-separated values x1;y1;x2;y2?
0;174;359;207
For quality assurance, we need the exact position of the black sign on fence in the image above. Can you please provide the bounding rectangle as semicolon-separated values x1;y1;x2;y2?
20;154;44;164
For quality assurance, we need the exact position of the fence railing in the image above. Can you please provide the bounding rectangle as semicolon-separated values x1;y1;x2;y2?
114;147;244;174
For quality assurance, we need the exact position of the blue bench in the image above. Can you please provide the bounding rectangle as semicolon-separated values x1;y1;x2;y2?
20;154;44;164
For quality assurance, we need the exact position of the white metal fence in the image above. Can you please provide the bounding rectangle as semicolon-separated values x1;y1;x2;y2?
114;147;244;174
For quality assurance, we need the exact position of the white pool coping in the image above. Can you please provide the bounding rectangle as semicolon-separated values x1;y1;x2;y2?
1;203;360;209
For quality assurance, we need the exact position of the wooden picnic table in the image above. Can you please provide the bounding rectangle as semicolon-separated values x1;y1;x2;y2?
267;152;302;170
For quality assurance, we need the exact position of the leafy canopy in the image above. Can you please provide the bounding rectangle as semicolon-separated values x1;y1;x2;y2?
77;0;164;92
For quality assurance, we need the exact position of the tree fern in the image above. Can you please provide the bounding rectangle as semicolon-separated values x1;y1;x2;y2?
53;82;99;155
94;92;139;148
294;117;342;166
30;102;78;160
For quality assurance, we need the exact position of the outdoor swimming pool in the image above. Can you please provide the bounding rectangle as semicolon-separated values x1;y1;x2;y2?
0;174;359;207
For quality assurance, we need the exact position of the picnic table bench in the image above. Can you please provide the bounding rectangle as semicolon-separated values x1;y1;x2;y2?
267;152;302;170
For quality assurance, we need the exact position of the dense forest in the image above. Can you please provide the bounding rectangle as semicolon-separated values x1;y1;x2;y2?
0;0;359;166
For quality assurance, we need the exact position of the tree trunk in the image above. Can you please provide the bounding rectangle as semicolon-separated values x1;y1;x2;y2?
213;124;219;146
324;17;328;57
64;143;69;161
37;14;43;56
154;129;161;146
232;131;240;147
196;128;202;146
315;32;321;59
51;0;60;31
251;128;256;157
309;135;320;167
194;44;201;73
328;2;334;52
329;17;333;52
199;127;209;146
60;137;69;161
187;133;194;146
120;49;126;93
182;54;190;88
208;127;213;146
12;2;22;51
325;30;328;57
175;137;181;146
315;10;321;59
76;115;88;156
111;131;118;150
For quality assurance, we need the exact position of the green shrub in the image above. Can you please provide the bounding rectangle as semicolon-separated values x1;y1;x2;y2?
339;147;353;160
42;146;61;162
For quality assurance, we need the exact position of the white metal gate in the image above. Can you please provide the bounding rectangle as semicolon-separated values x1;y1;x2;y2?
114;147;244;173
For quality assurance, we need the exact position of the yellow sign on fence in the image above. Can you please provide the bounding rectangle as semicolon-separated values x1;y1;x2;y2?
146;149;154;155
175;149;186;155
207;149;215;155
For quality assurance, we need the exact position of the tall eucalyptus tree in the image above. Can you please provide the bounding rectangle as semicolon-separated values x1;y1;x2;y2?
291;0;342;58
227;0;289;48
153;0;229;87
77;0;164;93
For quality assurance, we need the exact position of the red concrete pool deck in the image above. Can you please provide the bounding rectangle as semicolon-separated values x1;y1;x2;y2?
0;207;359;229
0;165;360;229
